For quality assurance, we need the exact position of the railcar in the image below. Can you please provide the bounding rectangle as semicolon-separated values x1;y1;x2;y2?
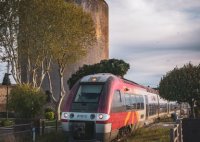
61;73;178;142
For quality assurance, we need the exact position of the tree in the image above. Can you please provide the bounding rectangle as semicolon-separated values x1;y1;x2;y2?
18;0;96;119
67;59;130;89
0;0;21;84
44;0;96;120
2;0;96;120
159;63;200;118
9;84;46;119
18;0;56;88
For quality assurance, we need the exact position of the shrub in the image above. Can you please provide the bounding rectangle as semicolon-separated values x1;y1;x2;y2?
1;119;14;127
45;112;55;120
9;84;46;119
45;108;54;113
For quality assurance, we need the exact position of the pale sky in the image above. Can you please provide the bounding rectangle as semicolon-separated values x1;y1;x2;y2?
106;0;200;87
1;0;200;87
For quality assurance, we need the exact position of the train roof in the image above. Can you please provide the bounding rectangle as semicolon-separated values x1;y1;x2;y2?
122;78;159;94
80;73;116;83
80;73;159;94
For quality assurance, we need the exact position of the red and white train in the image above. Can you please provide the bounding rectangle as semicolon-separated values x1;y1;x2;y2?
61;73;178;142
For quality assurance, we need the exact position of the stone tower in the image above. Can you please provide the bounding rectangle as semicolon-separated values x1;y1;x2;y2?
70;0;109;62
41;0;109;98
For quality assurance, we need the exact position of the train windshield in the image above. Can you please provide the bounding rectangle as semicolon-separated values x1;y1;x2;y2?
74;84;103;103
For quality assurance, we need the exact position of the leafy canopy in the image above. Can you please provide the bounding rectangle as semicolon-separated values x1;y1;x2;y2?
9;84;46;118
0;0;20;83
67;59;130;89
37;0;96;69
18;0;95;86
159;63;200;103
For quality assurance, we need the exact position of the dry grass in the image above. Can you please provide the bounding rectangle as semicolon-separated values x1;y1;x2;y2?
125;127;170;142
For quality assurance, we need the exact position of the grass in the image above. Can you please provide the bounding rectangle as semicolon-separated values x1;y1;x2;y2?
37;131;68;142
125;117;173;142
37;117;172;142
37;127;170;142
126;126;170;142
44;119;61;127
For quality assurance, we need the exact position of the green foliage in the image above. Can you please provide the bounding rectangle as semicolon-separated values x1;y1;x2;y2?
159;63;200;102
0;0;19;48
9;84;46;118
48;0;96;66
0;119;14;127
19;0;95;69
45;108;54;113
18;0;96;119
159;63;200;118
67;59;130;89
45;112;55;120
45;107;55;120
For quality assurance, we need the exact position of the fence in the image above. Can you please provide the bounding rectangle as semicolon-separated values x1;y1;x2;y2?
0;119;62;142
0;123;32;142
170;119;183;142
37;119;62;136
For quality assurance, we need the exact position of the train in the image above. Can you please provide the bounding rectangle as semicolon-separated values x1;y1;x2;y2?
61;73;179;142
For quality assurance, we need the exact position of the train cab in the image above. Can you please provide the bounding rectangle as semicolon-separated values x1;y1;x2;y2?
61;73;119;141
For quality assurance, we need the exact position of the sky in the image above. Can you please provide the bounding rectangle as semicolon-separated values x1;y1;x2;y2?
0;0;200;87
106;0;200;87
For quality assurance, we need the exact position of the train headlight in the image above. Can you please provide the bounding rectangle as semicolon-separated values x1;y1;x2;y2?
90;114;95;119
98;114;103;119
63;113;68;118
70;113;74;118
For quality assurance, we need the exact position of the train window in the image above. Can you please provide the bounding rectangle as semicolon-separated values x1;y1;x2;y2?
135;96;141;109
140;96;144;109
131;96;137;109
111;90;124;112
125;94;131;110
160;104;168;113
149;104;157;116
74;84;103;103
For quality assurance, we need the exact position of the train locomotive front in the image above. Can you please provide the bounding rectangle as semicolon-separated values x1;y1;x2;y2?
61;74;119;141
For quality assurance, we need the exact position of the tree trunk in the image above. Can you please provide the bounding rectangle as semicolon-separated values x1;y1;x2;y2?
47;71;57;103
189;100;196;118
56;68;66;120
56;95;64;120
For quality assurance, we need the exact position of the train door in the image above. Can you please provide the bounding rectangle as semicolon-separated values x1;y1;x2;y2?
144;95;149;119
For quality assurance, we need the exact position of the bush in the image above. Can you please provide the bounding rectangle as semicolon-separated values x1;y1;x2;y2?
45;112;55;120
45;108;54;113
1;119;14;127
9;84;46;119
44;107;55;120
